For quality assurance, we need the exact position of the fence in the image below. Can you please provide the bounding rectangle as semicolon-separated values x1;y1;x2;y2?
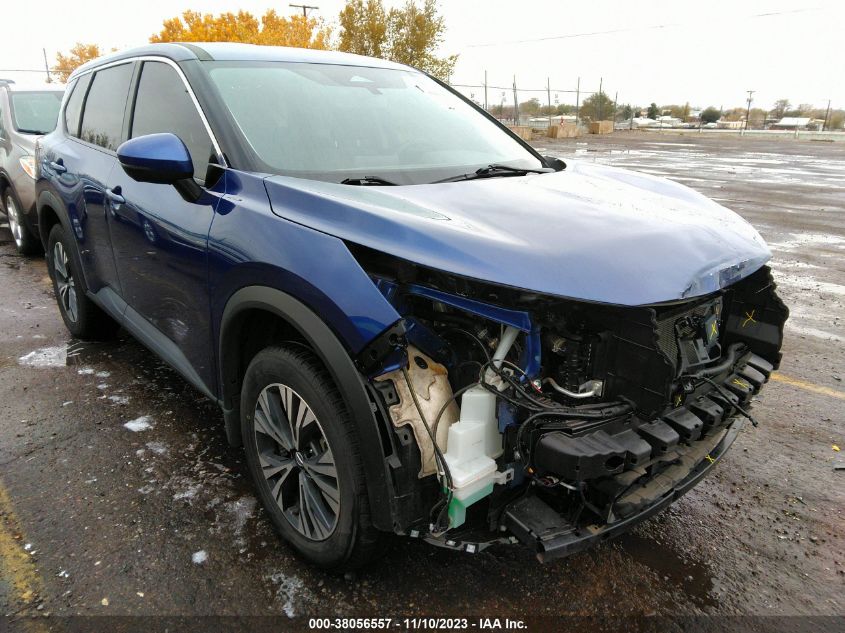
448;73;618;128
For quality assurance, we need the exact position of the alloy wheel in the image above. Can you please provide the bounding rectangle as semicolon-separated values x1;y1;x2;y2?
52;241;78;323
253;383;340;541
5;195;23;249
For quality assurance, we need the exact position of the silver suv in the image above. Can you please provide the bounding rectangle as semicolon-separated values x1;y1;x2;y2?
0;79;64;254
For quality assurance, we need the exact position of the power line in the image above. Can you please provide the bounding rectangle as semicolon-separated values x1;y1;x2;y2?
289;4;318;17
468;7;822;47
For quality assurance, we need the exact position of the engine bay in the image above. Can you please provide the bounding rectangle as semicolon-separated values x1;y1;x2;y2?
351;245;789;561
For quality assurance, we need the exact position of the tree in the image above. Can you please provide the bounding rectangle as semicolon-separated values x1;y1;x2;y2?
579;92;615;122
646;103;660;119
337;0;457;81
519;98;541;117
664;104;690;120
54;43;102;82
748;107;767;128
150;9;331;49
339;0;388;58
619;104;634;121
771;99;790;119
700;106;720;124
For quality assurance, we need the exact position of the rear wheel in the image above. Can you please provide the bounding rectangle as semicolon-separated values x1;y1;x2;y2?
241;346;380;569
3;189;41;255
46;223;118;340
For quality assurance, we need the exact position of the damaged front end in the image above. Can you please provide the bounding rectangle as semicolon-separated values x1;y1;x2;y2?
354;250;788;562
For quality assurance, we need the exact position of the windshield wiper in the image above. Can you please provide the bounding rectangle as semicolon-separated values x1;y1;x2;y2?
340;176;398;186
433;164;552;184
16;128;47;135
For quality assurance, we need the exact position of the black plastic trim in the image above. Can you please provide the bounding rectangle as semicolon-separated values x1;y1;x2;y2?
507;418;744;562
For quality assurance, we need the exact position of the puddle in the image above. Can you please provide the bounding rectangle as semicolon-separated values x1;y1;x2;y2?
617;531;718;608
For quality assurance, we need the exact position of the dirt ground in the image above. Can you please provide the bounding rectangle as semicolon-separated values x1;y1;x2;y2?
0;131;843;630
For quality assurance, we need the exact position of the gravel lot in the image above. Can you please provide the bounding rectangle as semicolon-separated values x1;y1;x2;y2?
1;132;843;629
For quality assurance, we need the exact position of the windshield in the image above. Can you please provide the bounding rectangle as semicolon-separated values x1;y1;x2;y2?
205;61;544;184
11;91;63;135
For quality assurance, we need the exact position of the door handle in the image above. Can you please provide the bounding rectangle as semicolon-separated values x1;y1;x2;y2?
105;187;125;205
49;160;66;173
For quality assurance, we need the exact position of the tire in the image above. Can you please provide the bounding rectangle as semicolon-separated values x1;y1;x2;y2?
3;188;42;256
46;223;119;340
241;346;380;569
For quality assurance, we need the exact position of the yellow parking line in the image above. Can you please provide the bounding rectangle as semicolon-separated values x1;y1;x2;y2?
0;481;46;629
770;372;845;400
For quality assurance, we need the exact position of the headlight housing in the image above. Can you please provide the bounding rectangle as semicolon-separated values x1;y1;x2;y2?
19;155;36;180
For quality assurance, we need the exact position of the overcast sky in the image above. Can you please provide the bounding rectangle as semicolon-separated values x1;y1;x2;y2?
2;0;841;110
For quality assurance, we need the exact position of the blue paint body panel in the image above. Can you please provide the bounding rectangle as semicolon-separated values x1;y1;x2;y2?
207;171;401;358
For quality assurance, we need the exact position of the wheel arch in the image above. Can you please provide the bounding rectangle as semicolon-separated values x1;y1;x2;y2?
219;285;396;531
36;189;70;251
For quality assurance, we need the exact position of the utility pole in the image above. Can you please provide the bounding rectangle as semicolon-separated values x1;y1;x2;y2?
598;77;603;120
822;99;831;132
547;77;552;125
483;70;488;112
512;75;519;125
42;48;52;83
575;77;581;127
289;4;318;17
743;89;754;134
613;91;618;124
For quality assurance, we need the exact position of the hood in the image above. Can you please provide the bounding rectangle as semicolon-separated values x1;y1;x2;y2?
263;161;771;306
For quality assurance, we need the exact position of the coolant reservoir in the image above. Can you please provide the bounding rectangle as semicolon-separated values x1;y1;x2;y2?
442;326;518;528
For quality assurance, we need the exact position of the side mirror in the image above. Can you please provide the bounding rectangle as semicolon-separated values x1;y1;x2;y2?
543;155;566;171
117;133;194;185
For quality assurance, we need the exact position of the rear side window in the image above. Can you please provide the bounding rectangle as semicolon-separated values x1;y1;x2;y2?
80;63;133;151
131;61;214;182
64;74;92;137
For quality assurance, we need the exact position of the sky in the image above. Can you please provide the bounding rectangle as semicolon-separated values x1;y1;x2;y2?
1;0;841;110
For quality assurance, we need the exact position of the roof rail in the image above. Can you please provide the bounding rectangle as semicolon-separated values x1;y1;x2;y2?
0;78;16;85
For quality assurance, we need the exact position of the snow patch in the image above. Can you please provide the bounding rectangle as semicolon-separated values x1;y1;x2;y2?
124;416;153;432
192;550;208;564
18;346;67;368
174;484;202;501
269;571;310;618
145;441;168;455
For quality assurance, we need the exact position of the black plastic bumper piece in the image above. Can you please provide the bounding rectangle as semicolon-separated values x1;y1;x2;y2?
504;419;743;563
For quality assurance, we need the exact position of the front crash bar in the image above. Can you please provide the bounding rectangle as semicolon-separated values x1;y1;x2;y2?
504;418;744;563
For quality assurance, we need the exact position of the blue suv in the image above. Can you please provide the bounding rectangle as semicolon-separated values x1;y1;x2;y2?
36;43;787;569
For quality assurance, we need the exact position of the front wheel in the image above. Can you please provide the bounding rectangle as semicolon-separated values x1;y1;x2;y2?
4;189;42;255
240;346;380;569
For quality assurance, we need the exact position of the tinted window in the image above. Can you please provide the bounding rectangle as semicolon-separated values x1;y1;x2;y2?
131;62;214;181
11;91;62;135
64;74;91;137
80;63;133;151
